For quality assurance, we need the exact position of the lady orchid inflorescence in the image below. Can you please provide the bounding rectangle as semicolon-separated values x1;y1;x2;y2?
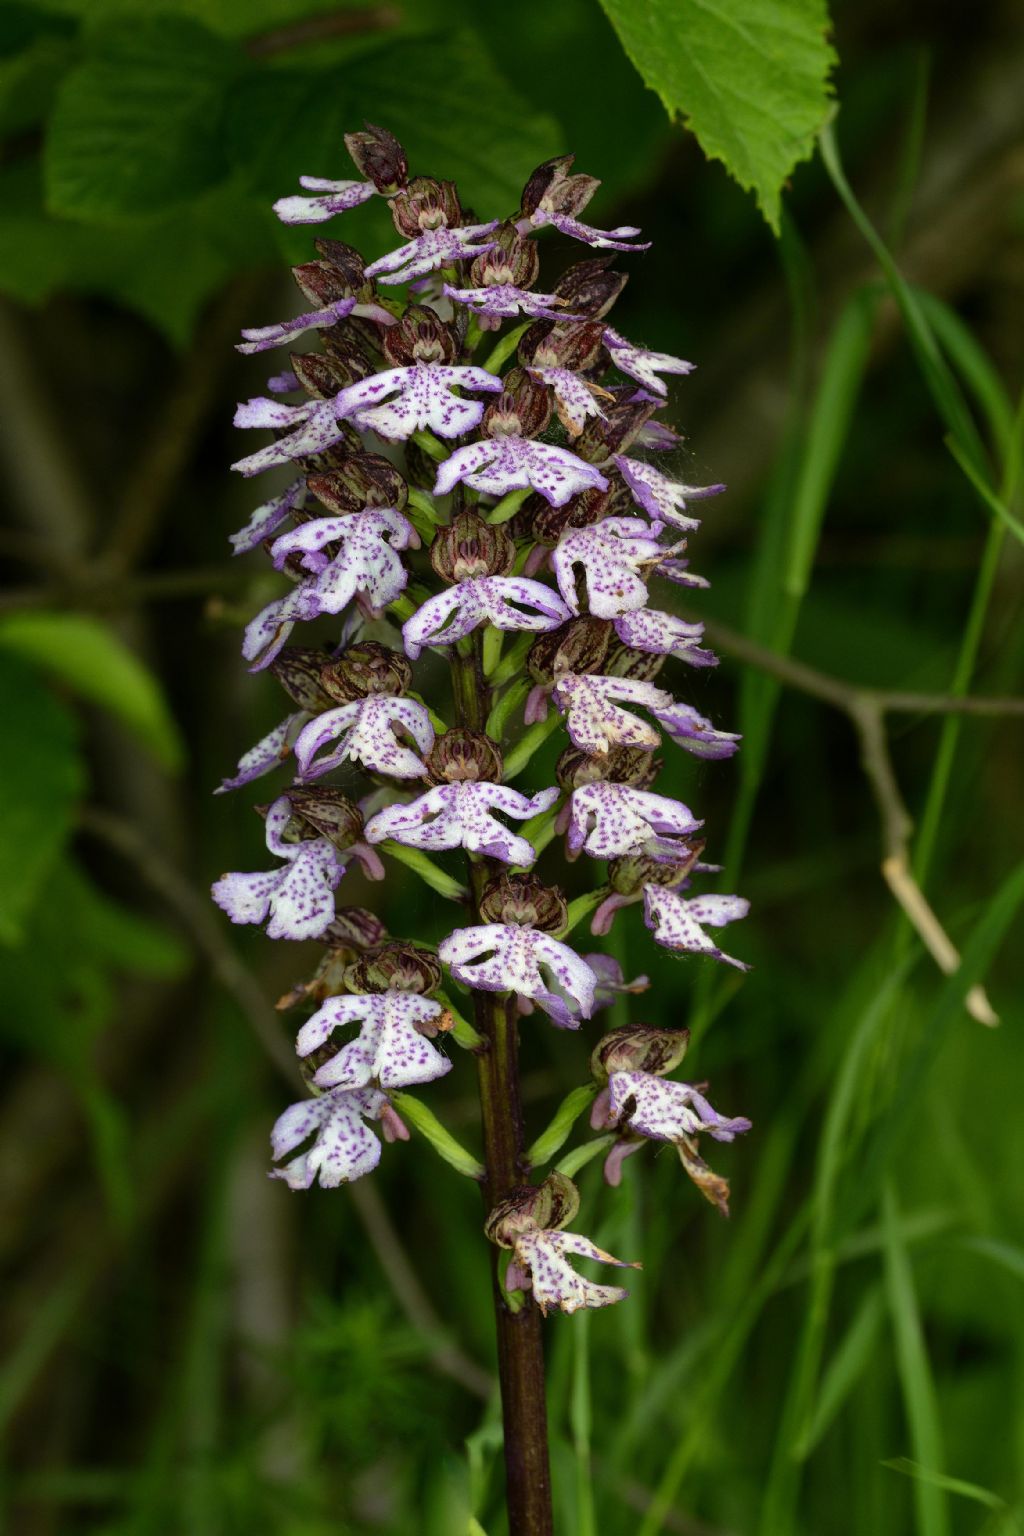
213;123;751;1325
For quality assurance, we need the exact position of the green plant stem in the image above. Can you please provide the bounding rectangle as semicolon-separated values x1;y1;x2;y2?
449;632;554;1536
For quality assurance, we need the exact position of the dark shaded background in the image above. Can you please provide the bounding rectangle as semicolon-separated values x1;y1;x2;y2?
1;2;1022;1533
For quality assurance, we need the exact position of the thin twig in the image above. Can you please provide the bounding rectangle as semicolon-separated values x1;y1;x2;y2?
78;805;494;1398
699;615;1009;1024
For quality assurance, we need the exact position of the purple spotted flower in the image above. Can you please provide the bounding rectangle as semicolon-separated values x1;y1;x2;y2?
231;394;348;478
567;782;702;862
644;887;750;969
551;517;666;618
236;296;394;355
216;709;309;794
211;796;345;941
366;222;499;286
552;673;739;759
268;507;417;611
442;283;576;322
295;695;434;781
604;328;694;396
274;175;379;225
435;436;607;507
365;782;559;866
439;924;598;1029
613;609;718;668
228;478;306;556
615;454;726;532
527;366;609;436
296;992;450;1090
605;1071;752;1144
523;207;650;252
334;362;503;440
270;1085;388;1188
402;577;570;659
505;1229;639;1315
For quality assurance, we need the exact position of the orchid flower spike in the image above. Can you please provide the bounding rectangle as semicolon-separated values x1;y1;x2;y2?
214;126;751;1425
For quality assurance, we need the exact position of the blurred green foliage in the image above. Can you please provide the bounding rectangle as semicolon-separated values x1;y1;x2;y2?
1;1;1023;1535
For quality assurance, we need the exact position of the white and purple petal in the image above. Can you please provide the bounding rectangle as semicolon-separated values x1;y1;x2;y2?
613;609;717;668
511;1229;637;1314
365;223;499;285
643;886;750;969
434;436;607;508
614;454;725;532
294;694;434;781
236;298;357;355
551;517;663;619
402;576;570;659
604;328;694;396
567;782;702;861
273;177;378;225
269;1085;386;1189
607;1070;752;1143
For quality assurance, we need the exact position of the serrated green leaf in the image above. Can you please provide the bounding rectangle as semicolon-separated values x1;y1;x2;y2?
0;655;84;945
0;612;184;770
44;14;243;221
596;0;836;230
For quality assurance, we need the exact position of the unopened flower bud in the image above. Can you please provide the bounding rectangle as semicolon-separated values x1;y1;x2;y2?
556;744;661;791
426;727;504;784
382;303;459;367
320;641;412;703
605;642;666;683
485;1170;580;1246
470;220;540;289
344;941;443;996
554;254;628;320
290;351;348;399
291;260;353;308
324;907;389;949
531;482;631;546
519;318;606;373
479;873;567;932
576;397;658;464
481;371;552;439
344;122;408;192
269;646;334;711
591;1025;690;1082
320;325;380;386
285;786;365;850
528;617;612;683
307;453;408;514
312;238;368;291
520;155;599;220
390;176;461;236
430;510;515;582
609;843;705;896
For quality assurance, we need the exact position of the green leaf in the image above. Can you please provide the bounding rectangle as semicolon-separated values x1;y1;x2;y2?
0;5;76;139
225;31;561;228
0;160;276;347
389;1092;485;1181
44;14;244;221
596;0;836;230
0;655;84;945
525;1084;598;1169
0;612;184;770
